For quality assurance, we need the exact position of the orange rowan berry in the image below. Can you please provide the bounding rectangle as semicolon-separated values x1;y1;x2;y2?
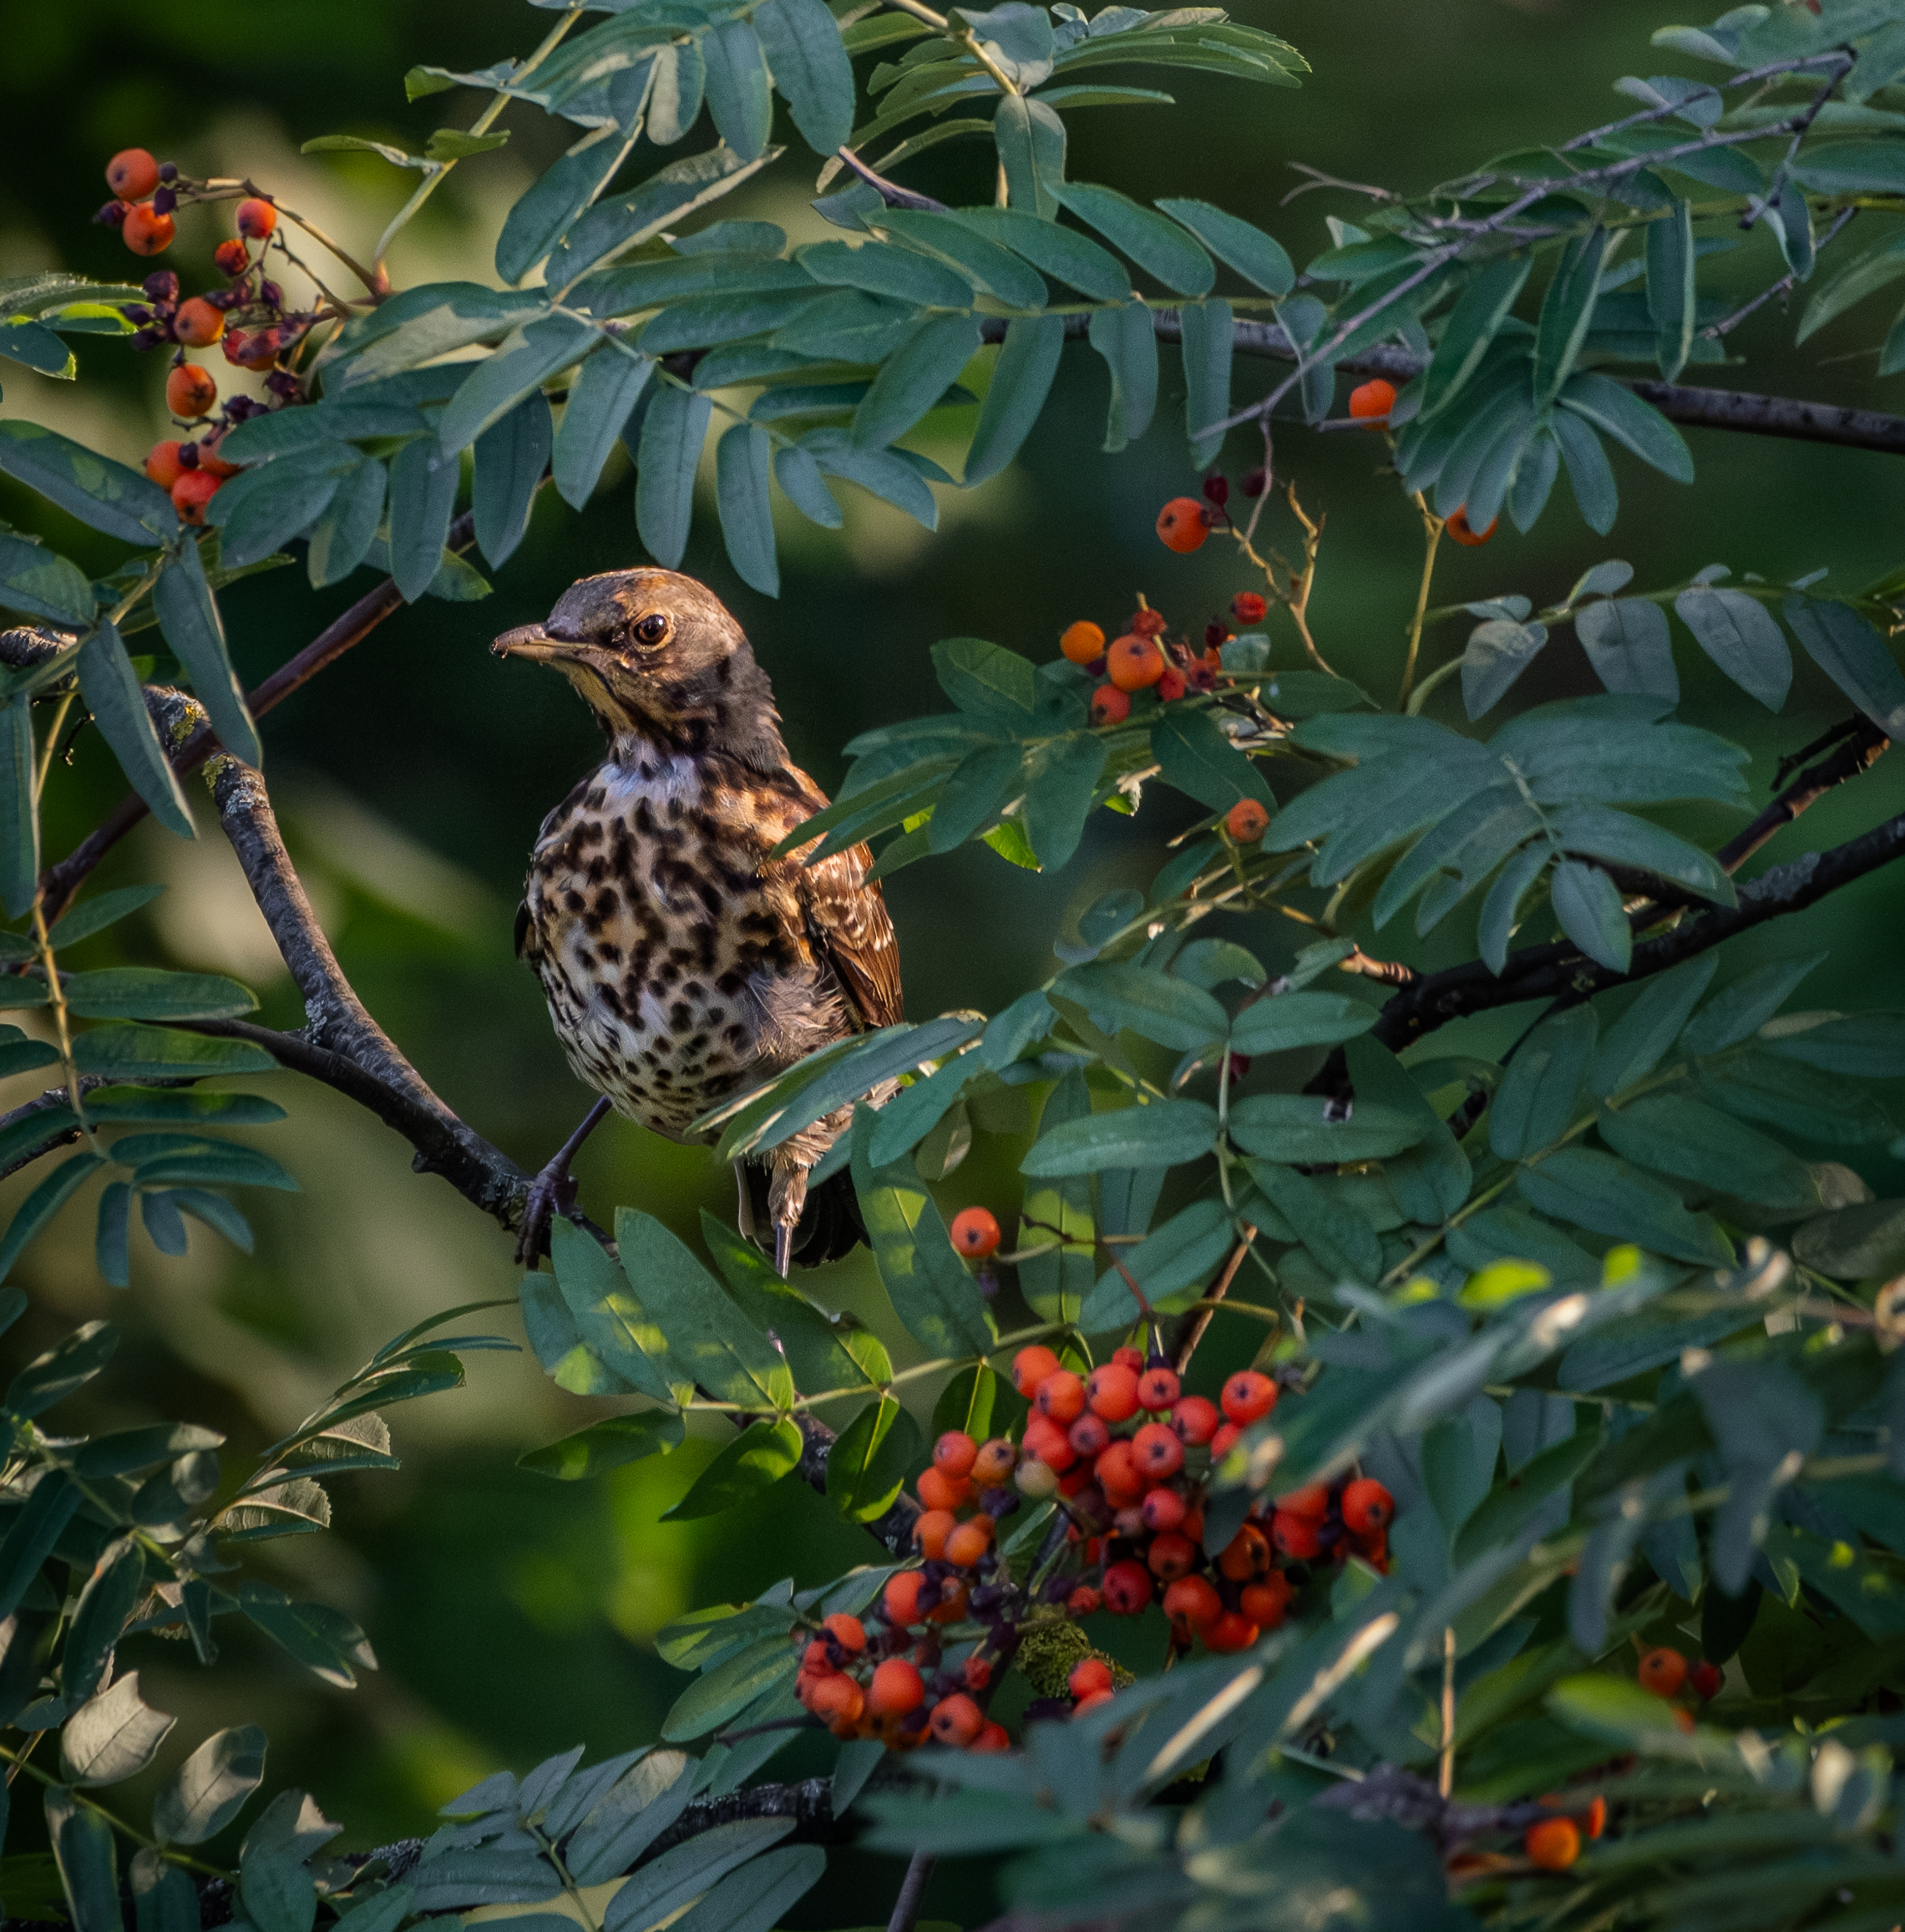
971;1719;1010;1752
1182;1504;1204;1544
1638;1648;1687;1698
1524;1817;1580;1871
105;150;160;200
1581;1796;1607;1840
1011;1346;1062;1397
1163;1575;1223;1631
144;439;185;489
970;1437;1016;1486
1107;633;1166;692
1219;1524;1270;1584
1061;620;1106;665
122;203;175;256
1230;591;1267;624
1095;1439;1142;1505
883;1571;926;1626
933;1430;978;1478
1276;1482;1330;1523
913;1509;957;1560
1128;609;1168;637
1205;1610;1259;1653
868;1657;924;1716
1066;1585;1102;1616
1131;1422;1184;1481
823;1613;866;1653
1102;1558;1153;1615
1690;1661;1723;1701
170;469;220;525
1137;1366;1180;1412
929;1692;983;1747
949;1205;1000;1259
1069;1657;1115;1701
1347;378;1397;423
1221;1370;1277;1424
1239;1575;1292;1629
917;1466;970;1514
174;298;225;349
1072;1686;1115;1716
165;363;218;418
1146;1531;1197;1581
1091;683;1132;726
1209;1422;1241;1460
236;198;278;241
214;238;251;278
1224;799;1269;844
1140;1485;1186;1534
1022;1414;1076;1472
1271;1511;1320;1560
197;428;242;478
1157;496;1209;553
1086;1362;1140;1422
1036;1370;1086;1424
1172;1395;1219;1446
944;1519;993;1569
962;1655;991;1691
808;1672;865;1724
800;1638;833;1676
1157;665;1187;702
1340;1478;1394;1535
1068;1412;1110;1459
1446;506;1498;547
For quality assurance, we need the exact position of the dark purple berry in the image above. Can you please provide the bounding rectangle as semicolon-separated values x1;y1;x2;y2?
1203;474;1229;505
1241;466;1268;498
157;162;178;183
143;271;179;302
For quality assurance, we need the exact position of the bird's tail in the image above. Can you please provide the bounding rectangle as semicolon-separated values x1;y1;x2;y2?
739;1162;866;1268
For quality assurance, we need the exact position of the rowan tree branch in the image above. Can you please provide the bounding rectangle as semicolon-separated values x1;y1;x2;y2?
38;509;480;924
1371;804;1905;1053
971;314;1905;460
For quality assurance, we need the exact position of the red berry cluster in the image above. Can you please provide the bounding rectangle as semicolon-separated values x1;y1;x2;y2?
1007;1344;1395;1660
1056;603;1224;728
95;150;316;525
793;1609;1010;1752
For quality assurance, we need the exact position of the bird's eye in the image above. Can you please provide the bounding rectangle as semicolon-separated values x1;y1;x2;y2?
633;612;669;648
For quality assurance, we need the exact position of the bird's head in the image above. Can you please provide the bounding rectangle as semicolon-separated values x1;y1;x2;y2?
491;568;785;769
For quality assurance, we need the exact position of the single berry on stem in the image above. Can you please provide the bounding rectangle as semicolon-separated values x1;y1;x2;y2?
214;239;251;279
121;203;175;256
1157;497;1209;554
1446;505;1498;547
236;198;279;241
1061;620;1105;665
1524;1817;1581;1871
170;469;220;524
1638;1647;1687;1698
1091;684;1131;727
1224;799;1269;844
174;298;225;349
1107;634;1166;692
1347;378;1397;423
105;150;160;200
1230;591;1267;624
165;364;218;418
950;1204;1000;1260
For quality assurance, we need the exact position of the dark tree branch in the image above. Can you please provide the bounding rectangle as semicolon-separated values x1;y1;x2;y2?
1711;717;1889;875
972;314;1905;459
39;509;479;924
1372;806;1905;1052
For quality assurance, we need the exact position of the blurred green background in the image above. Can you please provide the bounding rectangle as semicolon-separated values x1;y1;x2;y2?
5;0;1905;1921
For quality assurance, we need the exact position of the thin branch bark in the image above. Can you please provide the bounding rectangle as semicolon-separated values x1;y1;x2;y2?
1372;805;1905;1053
971;314;1905;459
38;509;479;924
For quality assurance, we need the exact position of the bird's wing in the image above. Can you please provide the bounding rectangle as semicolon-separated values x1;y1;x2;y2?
801;840;904;1032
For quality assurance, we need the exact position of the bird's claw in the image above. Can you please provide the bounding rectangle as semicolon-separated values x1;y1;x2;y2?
515;1164;581;1267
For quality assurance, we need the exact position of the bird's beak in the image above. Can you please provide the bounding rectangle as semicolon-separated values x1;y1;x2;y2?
492;622;568;663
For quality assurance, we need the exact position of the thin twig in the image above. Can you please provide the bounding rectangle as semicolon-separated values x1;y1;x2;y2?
1171;1225;1258;1372
1438;1625;1457;1799
887;1848;937;1932
837;148;950;211
1396;493;1445;709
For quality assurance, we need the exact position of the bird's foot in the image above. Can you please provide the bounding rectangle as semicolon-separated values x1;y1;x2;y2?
515;1160;582;1267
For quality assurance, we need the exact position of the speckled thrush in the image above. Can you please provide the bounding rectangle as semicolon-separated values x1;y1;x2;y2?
494;567;902;1274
